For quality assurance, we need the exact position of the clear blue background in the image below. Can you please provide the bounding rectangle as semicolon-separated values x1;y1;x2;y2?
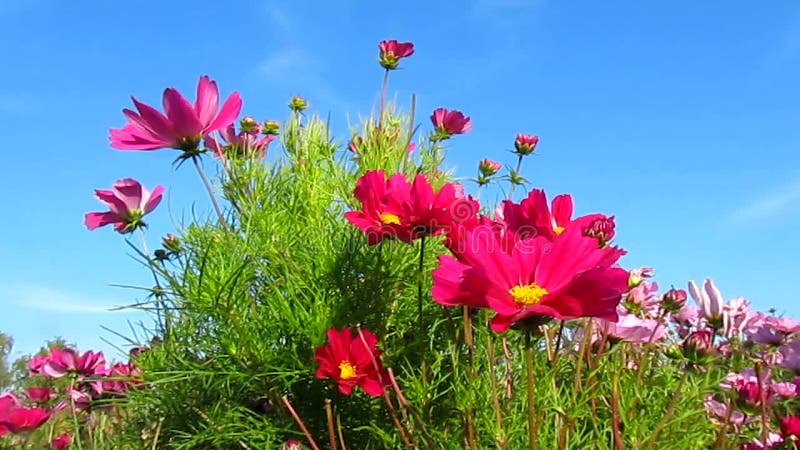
2;0;799;360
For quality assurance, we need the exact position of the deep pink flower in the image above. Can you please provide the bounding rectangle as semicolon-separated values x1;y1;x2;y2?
0;393;51;435
432;222;629;332
85;178;164;234
314;328;387;396
283;439;305;450
52;433;71;450
42;348;106;378
430;108;471;140
662;288;688;313
500;189;609;243
26;387;54;403
344;170;479;245
110;75;242;152
101;362;143;394
29;355;48;375
514;133;539;155
378;40;414;70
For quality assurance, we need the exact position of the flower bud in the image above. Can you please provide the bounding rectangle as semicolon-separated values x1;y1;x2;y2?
514;133;539;156
283;439;305;450
239;116;260;134
348;135;363;153
262;120;280;136
288;95;308;113
662;288;688;313
162;234;182;254
683;330;713;359
478;159;502;177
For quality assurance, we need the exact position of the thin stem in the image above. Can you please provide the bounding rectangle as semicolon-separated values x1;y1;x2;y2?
756;362;769;446
138;228;166;335
507;154;524;200
551;320;566;364
611;373;625;450
336;415;348;450
379;69;390;128
192;156;229;230
524;332;538;450
281;396;321;450
485;311;508;449
325;399;339;450
69;379;85;450
417;235;426;348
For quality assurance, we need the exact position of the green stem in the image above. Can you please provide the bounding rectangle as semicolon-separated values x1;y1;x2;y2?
138;229;165;335
507;154;524;200
69;378;85;450
524;331;538;450
379;69;390;128
192;156;229;230
417;235;426;348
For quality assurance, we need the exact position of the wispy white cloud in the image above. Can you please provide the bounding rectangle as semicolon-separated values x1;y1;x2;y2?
262;2;292;35
729;178;800;224
4;285;128;314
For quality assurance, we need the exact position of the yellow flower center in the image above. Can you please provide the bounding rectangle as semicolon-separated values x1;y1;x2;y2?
509;283;548;306
338;361;357;380
554;225;565;235
380;212;401;225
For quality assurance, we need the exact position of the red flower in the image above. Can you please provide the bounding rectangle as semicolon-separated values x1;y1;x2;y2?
432;223;628;332
502;189;591;241
314;328;387;396
379;40;415;70
514;133;539;155
0;394;50;436
110;75;242;152
781;415;800;441
344;170;479;245
52;433;72;450
430;108;471;140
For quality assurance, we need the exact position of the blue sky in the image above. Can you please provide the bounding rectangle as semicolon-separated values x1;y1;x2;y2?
2;0;799;360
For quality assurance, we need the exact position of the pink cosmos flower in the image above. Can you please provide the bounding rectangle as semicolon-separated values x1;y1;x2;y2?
432;222;629;332
378;40;415;70
595;310;666;343
41;348;106;378
688;278;724;325
101;362;143;394
627;267;654;288
344;170;479;245
780;341;800;373
430;108;471;140
84;178;164;234
749;316;800;345
704;395;747;427
781;416;800;441
623;280;661;318
29;355;48;375
514;133;539;155
0;393;51;436
52;433;71;450
110;75;242;152
26;387;54;403
500;189;577;241
724;297;763;340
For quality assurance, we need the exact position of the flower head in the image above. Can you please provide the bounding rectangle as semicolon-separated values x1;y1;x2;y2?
688;278;724;326
52;433;72;450
289;95;308;113
378;40;415;70
344;170;479;245
478;159;502;178
85;179;164;234
110;75;242;153
26;387;54;404
430;108;471;141
433;222;629;332
0;393;51;436
205;123;275;158
41;348;106;378
314;328;387;396
262;120;281;136
514;133;539;156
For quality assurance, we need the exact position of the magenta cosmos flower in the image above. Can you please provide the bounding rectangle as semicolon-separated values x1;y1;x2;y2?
344;170;479;245
109;75;242;153
432;222;629;332
430;108;471;140
85;178;164;234
0;394;51;436
378;40;415;70
41;347;106;378
514;133;539;155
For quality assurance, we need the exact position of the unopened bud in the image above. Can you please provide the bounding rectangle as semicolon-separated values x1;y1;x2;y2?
162;234;182;254
662;288;688;313
240;116;260;134
683;330;713;360
289;95;307;112
514;133;539;156
262;120;280;136
478;158;502;177
584;216;616;247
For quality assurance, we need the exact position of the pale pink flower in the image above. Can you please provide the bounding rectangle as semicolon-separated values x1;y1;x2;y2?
84;178;164;234
596;311;665;344
110;75;242;152
688;278;724;324
750;315;800;345
780;341;800;373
